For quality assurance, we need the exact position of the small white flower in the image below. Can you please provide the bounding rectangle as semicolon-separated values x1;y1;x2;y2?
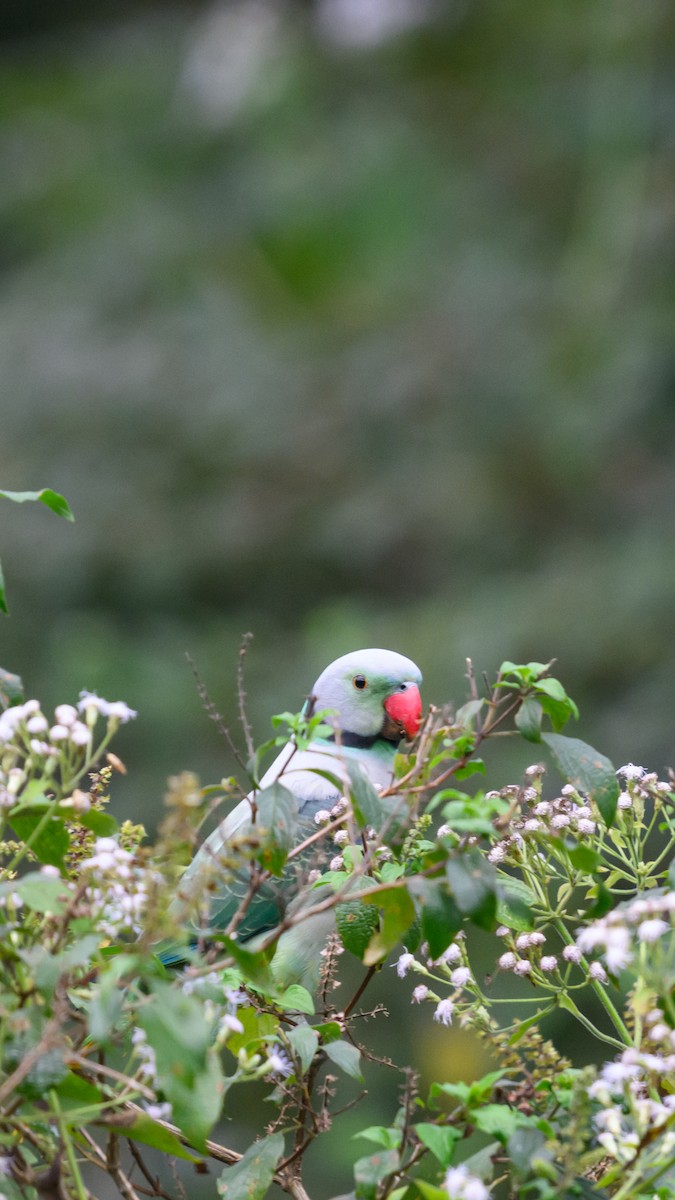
55;704;78;726
523;818;541;832
314;809;331;825
437;823;451;839
70;722;91;746
487;844;506;863
49;724;70;741
498;952;517;971
40;865;60;879
562;944;582;963
439;942;462;964
514;959;532;976
433;998;454;1026
105;701;138;723
551;814;571;830
26;714;48;734
443;1164;489;1200
576;818;596;836
412;984;430;1003
637;918;669;943
219;1012;245;1036
525;763;545;778
617;764;645;780
144;1101;173;1122
617;792;633;810
533;801;551;817
495;925;510;938
529;931;546;946
561;784;577;797
522;787;537;803
648;1023;670;1043
329;855;344;871
516;933;532;950
266;1048;293;1077
396;952;415;978
450;966;472;988
589;962;608;982
540;956;558;972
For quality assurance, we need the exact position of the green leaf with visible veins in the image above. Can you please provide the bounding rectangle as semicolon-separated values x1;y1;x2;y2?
363;885;416;964
542;733;619;826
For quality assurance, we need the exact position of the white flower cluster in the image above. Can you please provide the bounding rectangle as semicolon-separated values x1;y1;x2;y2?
576;891;675;975
590;1044;675;1165
80;837;149;938
395;939;474;1027
488;780;599;864
496;926;560;977
443;1163;489;1200
0;694;137;801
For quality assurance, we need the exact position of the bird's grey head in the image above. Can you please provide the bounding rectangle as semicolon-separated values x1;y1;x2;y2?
309;648;423;744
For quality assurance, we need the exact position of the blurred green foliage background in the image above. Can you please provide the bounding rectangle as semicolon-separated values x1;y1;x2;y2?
1;0;674;1190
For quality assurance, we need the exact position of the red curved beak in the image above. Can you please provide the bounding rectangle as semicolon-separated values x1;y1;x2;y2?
383;683;423;740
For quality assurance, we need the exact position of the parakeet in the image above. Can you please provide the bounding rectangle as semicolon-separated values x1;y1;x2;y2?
166;648;422;989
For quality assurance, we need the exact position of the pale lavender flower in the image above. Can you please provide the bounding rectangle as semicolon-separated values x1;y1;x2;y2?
450;966;472;988
617;792;633;810
329;855;344;871
396;952;416;978
433;998;454;1026
551;814;570;830
589;962;608;983
617;764;645;780
55;704;78;726
637;918;669;943
514;959;532;976
495;925;510;938
487;844;506;863
498;952;517;971
26;714;48;734
540;956;558;972
576;818;596;836
314;810;331;825
412;985;430;1003
443;1164;489;1200
563;944;582;964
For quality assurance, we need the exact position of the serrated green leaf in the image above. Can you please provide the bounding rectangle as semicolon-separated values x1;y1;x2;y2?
0;488;74;521
446;849;497;930
336;900;381;959
218;1133;285;1200
542;734;618;827
515;698;543;743
278;984;314;1014
287;1024;319;1074
415;1124;460;1168
324;1040;363;1080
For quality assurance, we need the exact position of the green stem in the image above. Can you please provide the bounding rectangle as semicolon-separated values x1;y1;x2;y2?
50;1089;88;1200
554;920;632;1047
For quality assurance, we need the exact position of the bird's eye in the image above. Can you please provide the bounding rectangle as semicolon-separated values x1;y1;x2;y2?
352;675;368;690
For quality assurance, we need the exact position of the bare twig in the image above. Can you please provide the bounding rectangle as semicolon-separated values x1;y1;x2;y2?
237;633;255;761
106;1133;143;1200
185;653;251;777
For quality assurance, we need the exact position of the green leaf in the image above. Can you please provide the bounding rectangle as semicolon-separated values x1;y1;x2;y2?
88;973;125;1044
254;783;299;875
415;1124;460;1168
347;762;384;830
409;878;462;960
278;984;314;1014
324;1040;363;1080
287;1024;319;1074
567;842;601;874
217;1133;285;1200
416;1183;449;1200
5;872;70;914
534;678;567;703
220;937;276;989
79;808;119;837
0;488;74;521
507;1127;548;1177
473;1103;532;1143
542;734;619;827
110;1112;201;1162
139;982;226;1150
354;1150;398;1200
446;849;497;930
354;1127;401;1150
9;805;69;870
508;1005;555;1044
336;900;381;959
363;886;416;964
495;877;537;932
0;667;23;705
53;1071;103;1113
455;699;485;727
515;698;543;743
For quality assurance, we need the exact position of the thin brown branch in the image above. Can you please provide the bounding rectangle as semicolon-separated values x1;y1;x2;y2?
237;633;255;761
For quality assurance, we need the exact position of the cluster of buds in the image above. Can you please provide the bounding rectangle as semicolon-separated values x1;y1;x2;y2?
396;937;475;1026
487;774;601;865
80;837;150;939
0;693;136;798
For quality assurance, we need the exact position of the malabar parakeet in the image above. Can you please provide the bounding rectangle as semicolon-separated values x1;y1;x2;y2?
166;648;423;990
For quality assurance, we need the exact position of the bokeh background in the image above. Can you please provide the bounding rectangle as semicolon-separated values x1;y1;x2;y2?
1;0;674;1193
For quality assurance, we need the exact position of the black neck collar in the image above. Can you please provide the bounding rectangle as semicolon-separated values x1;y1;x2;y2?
324;730;400;750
